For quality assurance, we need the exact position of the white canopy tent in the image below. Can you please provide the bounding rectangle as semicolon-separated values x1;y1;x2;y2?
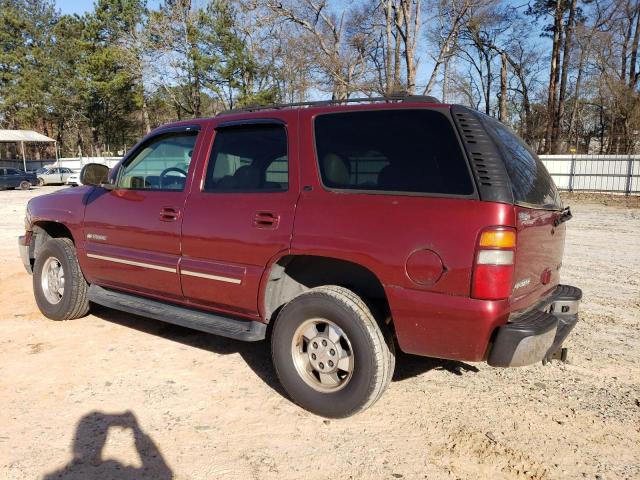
0;130;57;171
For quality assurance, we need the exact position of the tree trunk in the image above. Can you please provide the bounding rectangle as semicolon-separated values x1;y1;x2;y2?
442;56;449;102
629;2;640;87
552;0;578;153
400;0;420;95
544;0;564;153
394;3;403;93
621;1;635;82
384;0;394;95
141;94;151;134
499;53;507;121
568;43;587;150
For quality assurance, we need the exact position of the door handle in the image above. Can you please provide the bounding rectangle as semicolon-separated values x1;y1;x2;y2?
253;211;279;229
160;207;180;222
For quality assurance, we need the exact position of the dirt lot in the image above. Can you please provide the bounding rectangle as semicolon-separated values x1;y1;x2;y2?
1;187;639;480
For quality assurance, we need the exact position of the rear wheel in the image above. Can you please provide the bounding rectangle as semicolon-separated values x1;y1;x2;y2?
37;177;45;186
19;180;31;190
33;238;90;320
271;285;395;417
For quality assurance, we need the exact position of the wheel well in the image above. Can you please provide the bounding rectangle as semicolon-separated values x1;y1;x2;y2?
264;255;390;324
31;222;74;257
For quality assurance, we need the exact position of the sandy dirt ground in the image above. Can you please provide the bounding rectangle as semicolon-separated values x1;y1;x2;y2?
0;186;638;480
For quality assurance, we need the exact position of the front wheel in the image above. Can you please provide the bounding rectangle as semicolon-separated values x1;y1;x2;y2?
19;180;31;190
33;238;90;320
37;178;45;186
271;286;395;418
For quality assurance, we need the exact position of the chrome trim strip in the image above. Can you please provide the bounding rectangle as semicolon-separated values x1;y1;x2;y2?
180;269;242;284
86;253;176;273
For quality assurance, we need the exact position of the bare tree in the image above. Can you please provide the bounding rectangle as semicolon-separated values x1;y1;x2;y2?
423;0;476;95
265;0;371;99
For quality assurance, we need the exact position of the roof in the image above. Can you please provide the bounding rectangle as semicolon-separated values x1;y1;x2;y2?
217;95;443;116
0;130;55;143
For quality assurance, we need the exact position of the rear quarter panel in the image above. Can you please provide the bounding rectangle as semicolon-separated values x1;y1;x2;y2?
294;106;517;360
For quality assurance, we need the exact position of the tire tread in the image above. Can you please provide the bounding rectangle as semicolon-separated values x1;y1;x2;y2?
33;238;89;320
272;285;395;417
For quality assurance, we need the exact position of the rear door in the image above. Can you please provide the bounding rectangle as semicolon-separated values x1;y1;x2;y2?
81;126;203;301
476;114;566;310
180;113;299;317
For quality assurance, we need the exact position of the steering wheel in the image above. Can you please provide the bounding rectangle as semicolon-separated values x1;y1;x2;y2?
159;167;187;188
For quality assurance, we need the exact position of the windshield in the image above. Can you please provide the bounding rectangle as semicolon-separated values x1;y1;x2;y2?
476;113;562;210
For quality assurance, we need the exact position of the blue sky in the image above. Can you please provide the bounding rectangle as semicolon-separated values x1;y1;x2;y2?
55;0;161;15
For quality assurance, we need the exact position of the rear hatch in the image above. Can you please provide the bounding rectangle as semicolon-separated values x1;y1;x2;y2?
477;114;568;312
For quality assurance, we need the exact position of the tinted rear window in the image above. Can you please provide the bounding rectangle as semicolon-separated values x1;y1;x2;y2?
477;113;562;210
314;109;474;195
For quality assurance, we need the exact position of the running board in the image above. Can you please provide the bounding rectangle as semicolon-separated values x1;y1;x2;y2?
88;285;266;342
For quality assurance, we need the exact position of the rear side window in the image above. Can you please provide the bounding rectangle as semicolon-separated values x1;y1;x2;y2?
204;124;288;192
477;114;562;210
314;109;473;195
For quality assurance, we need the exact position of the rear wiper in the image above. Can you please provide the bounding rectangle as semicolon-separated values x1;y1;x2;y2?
554;206;573;226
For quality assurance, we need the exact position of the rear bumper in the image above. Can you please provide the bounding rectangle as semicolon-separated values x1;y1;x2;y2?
488;284;581;367
18;234;33;274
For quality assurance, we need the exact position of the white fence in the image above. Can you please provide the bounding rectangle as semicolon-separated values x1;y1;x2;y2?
53;156;122;171
0;156;122;171
540;155;640;195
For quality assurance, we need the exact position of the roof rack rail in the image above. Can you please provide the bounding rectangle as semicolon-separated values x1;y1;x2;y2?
218;95;441;115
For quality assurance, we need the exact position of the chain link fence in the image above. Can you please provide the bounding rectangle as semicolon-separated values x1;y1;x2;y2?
540;155;640;195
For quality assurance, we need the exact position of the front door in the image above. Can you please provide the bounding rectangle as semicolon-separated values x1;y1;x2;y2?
180;115;299;317
82;126;203;301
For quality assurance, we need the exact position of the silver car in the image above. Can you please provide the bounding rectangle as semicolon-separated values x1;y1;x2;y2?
37;167;75;186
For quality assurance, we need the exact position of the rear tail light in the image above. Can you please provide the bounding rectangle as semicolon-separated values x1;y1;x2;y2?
471;227;516;300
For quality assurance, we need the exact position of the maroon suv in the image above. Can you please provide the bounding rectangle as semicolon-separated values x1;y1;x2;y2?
19;97;581;417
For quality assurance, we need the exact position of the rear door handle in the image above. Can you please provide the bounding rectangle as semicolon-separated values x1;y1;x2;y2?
160;207;180;222
253;211;279;229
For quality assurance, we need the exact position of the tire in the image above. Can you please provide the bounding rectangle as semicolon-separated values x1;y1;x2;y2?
19;180;31;190
33;238;90;321
271;285;395;418
37;178;45;186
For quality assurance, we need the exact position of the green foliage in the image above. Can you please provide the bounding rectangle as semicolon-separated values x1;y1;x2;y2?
0;0;58;129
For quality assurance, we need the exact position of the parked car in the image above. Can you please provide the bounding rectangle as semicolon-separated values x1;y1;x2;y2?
0;167;38;190
36;167;74;185
18;96;581;417
65;171;82;186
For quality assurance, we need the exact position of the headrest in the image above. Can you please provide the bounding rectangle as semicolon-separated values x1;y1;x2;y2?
322;153;350;186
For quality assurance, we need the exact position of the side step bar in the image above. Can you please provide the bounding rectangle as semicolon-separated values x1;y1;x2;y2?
88;285;266;342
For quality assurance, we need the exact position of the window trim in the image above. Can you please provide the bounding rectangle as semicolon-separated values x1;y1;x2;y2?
115;126;201;192
311;108;479;199
202;122;290;194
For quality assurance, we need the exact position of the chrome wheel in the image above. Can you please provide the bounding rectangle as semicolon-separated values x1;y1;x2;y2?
291;318;354;393
41;257;65;304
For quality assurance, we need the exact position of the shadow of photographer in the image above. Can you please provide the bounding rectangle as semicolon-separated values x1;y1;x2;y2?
43;410;172;479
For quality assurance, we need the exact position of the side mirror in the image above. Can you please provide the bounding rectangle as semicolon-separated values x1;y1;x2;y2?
80;163;110;188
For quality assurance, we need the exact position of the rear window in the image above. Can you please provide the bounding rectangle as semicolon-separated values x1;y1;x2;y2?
477;113;562;210
314;109;474;196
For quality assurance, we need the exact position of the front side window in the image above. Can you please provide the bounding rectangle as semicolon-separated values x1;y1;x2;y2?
117;132;198;191
314;109;474;195
204;124;288;192
7;168;20;175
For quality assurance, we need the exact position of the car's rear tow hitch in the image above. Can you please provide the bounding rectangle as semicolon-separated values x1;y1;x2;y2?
542;347;569;365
